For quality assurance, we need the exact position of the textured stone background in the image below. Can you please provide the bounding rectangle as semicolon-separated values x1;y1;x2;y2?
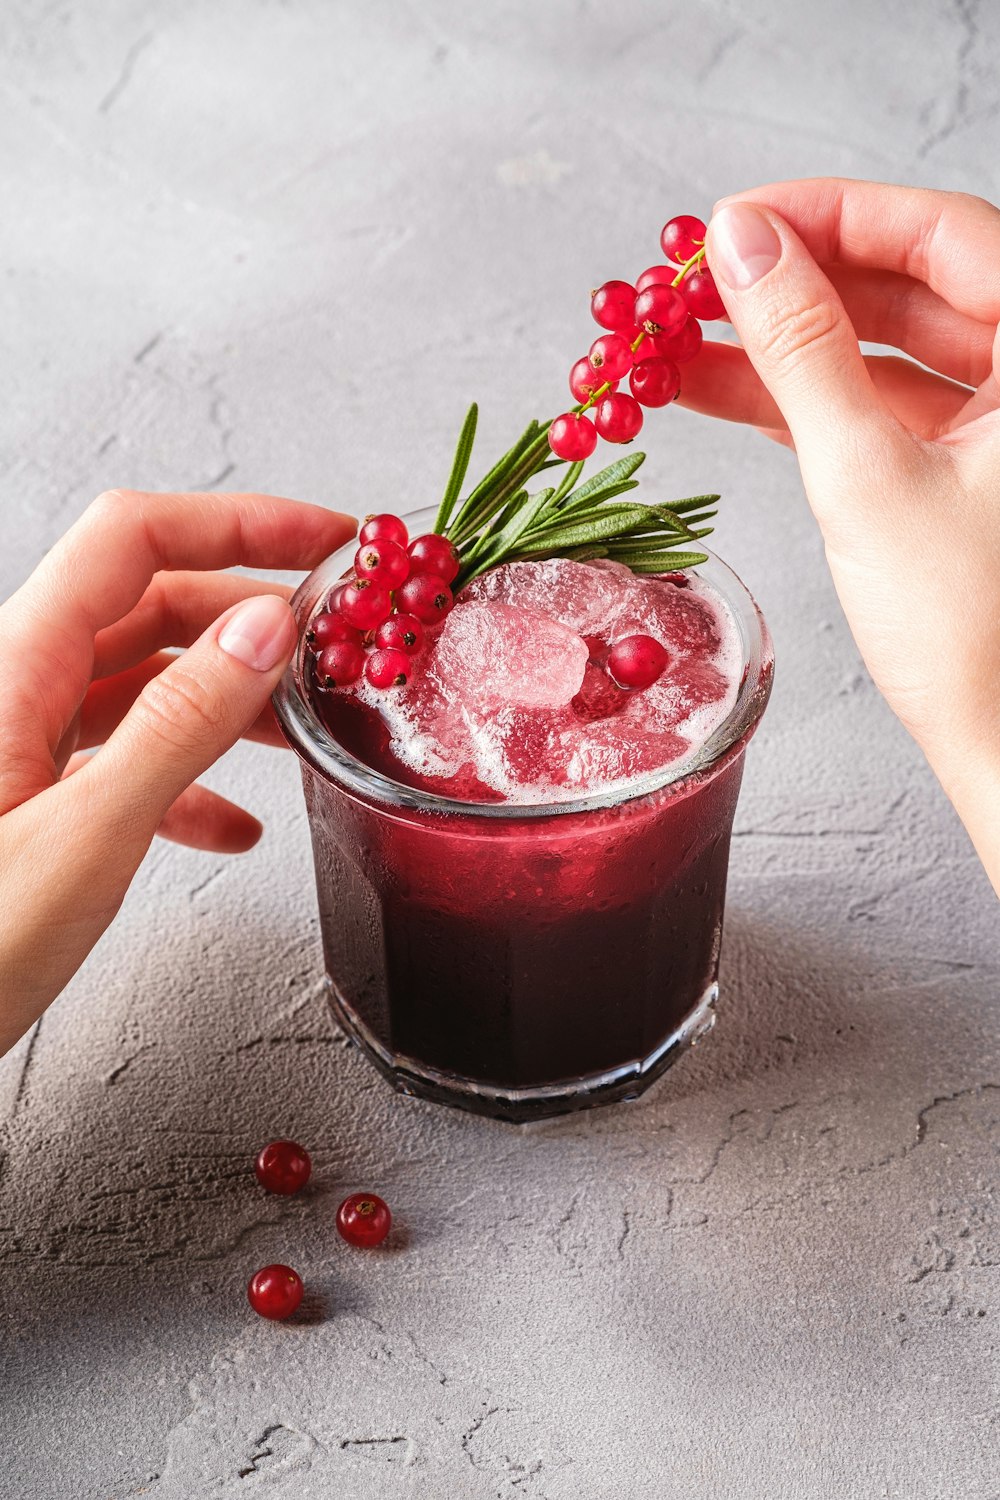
2;2;999;1496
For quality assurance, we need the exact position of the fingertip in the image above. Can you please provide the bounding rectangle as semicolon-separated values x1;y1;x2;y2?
217;594;297;673
156;789;265;854
706;203;783;292
225;813;264;854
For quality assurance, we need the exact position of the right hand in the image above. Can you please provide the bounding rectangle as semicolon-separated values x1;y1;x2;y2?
676;179;1000;895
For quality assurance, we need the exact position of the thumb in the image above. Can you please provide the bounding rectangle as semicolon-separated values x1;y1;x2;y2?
705;201;908;484
76;593;297;863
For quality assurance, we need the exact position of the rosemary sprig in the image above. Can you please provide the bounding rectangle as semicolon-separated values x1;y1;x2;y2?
433;404;720;590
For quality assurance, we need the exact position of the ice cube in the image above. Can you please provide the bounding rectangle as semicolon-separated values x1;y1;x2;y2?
432;601;588;709
625;576;723;655
560;717;691;790
465;706;572;798
571;662;630;723
461;558;628;636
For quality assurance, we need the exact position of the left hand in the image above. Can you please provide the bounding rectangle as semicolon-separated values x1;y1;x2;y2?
0;488;355;1055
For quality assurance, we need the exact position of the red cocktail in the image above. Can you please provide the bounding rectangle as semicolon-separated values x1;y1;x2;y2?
274;507;772;1121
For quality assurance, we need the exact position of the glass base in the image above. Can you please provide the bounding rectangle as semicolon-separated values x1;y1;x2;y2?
326;978;719;1123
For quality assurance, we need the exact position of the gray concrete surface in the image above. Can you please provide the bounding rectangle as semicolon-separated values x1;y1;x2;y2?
2;1;999;1495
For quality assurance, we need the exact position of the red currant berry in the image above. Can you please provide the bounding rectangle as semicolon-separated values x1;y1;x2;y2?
326;583;347;613
375;612;425;655
588;333;634;383
608;634;670;690
306;611;362;650
338;578;392;630
660;215;707;264
594;392;644;444
355;538;410;590
590;279;637;332
316;639;365;689
248;1264;304;1320
396;572;453;625
569;356;616;404
408;533;460;584
634;283;687;337
548;412;598;461
682;268;726;320
635;265;678;294
359;513;409;549
365;646;412;689
254;1139;312;1195
653;314;703;364
336;1192;392;1248
629;357;681;407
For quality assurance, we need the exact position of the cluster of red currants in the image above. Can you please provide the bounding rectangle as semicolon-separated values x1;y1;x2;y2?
548;214;725;462
306;512;459;692
247;1138;393;1320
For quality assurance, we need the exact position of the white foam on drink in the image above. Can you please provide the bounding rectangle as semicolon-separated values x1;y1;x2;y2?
351;559;742;803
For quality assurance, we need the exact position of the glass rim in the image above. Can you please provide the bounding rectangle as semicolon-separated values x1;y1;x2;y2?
272;506;774;821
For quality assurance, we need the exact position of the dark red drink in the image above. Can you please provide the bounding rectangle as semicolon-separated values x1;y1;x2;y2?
274;509;772;1121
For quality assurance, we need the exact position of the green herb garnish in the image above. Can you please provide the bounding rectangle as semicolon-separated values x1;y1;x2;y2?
433;403;719;591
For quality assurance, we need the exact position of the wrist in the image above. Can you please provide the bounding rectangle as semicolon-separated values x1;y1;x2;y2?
922;728;1000;898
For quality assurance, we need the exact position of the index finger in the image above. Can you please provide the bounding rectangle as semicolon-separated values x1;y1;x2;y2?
713;178;1000;322
0;490;354;777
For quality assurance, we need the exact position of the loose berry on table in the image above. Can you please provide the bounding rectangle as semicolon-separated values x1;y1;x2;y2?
316;640;366;689
629;357;681;408
660;214;707;264
355;538;411;590
338;578;393;630
248;1264;304;1320
594;391;644;444
359;513;409;549
396;572;454;625
365;646;412;689
607;634;670;690
255;1140;312;1195
408;533;461;584
336;1192;392;1247
548;412;598;461
590;279;638;331
375;612;425;655
588;333;634;383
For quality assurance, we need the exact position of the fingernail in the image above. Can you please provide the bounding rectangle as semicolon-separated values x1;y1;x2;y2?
709;203;781;290
218;595;294;672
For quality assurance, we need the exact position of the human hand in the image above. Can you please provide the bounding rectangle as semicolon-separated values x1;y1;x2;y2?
676;179;1000;894
0;489;355;1055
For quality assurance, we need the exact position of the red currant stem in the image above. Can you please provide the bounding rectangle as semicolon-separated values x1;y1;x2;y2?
670;247;706;287
631;330;648;355
576;380;613;415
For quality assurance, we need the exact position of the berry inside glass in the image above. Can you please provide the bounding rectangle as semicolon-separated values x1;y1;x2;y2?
273;507;772;1122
